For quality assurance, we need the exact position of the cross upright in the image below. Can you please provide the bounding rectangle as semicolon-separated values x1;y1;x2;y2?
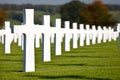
79;24;85;46
103;26;107;43
54;19;63;55
108;27;112;42
97;26;103;43
41;15;51;62
92;25;97;44
64;21;71;51
72;23;78;48
3;21;13;54
86;25;90;45
14;9;36;72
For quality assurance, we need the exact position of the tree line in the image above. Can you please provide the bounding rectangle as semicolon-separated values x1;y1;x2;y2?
60;0;117;28
0;3;120;13
0;4;60;14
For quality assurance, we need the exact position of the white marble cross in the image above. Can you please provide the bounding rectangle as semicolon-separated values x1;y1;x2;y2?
118;24;120;33
35;33;41;48
41;15;51;62
18;34;22;47
32;15;52;62
3;21;13;54
108;27;112;42
79;24;85;46
64;21;71;51
86;25;90;45
103;26;108;43
112;28;117;41
54;19;63;55
14;9;36;72
117;24;120;40
97;26;103;43
72;23;78;48
91;25;97;44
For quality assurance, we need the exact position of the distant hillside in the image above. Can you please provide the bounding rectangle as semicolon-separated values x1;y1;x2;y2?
0;4;61;14
0;4;120;26
106;4;120;11
0;4;120;13
5;10;60;26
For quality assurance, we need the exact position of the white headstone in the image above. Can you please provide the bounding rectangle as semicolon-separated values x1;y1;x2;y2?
14;9;35;72
54;19;62;55
18;34;22;46
118;23;120;33
103;26;107;43
35;34;41;48
97;26;103;43
64;21;71;51
72;23;78;48
50;33;54;43
108;27;112;42
92;25;97;44
42;15;51;62
112;29;117;41
86;25;90;45
3;21;13;54
79;24;85;46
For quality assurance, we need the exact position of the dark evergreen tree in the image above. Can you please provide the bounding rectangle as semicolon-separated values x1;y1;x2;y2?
60;0;85;28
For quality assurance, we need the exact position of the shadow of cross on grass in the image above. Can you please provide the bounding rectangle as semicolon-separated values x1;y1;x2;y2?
26;75;111;80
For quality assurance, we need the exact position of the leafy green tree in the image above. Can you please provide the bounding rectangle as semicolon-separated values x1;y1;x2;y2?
0;7;7;29
80;0;117;27
60;0;85;28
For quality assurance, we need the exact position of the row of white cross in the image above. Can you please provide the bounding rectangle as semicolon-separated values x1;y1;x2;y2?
0;9;120;72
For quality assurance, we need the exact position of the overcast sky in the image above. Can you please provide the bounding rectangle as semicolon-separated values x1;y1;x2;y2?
0;0;120;5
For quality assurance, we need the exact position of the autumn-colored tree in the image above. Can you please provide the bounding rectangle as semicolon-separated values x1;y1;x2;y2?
0;7;7;29
80;0;116;27
60;0;85;28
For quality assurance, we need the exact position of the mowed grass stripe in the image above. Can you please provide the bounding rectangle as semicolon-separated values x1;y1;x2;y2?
0;40;120;80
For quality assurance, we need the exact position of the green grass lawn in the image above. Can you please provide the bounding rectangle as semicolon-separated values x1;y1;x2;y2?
0;39;120;80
